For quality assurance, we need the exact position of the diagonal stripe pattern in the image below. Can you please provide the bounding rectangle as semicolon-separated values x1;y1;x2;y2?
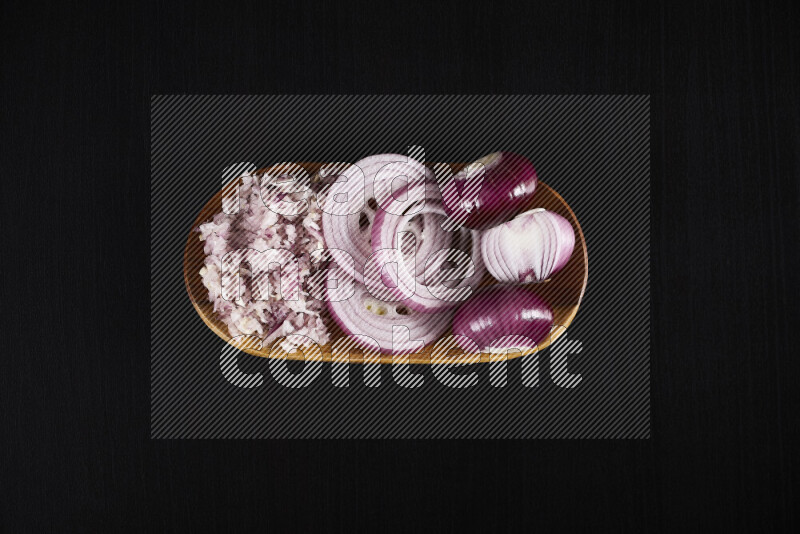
151;95;650;439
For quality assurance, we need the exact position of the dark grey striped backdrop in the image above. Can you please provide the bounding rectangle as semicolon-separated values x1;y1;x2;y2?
151;95;650;438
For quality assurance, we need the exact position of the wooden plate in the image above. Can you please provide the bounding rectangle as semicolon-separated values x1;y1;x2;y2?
184;162;588;364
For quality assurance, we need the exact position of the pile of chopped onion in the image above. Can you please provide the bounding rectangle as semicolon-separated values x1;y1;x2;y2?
198;172;330;352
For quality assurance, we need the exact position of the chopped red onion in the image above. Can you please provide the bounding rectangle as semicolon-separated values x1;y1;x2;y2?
198;171;329;352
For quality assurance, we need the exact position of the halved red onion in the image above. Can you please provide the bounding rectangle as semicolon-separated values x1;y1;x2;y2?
452;285;554;352
481;209;575;284
440;151;538;230
327;282;455;354
369;182;486;312
321;154;434;284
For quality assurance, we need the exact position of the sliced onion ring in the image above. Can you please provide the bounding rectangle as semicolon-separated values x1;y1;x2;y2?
327;282;454;354
369;182;486;313
321;154;434;284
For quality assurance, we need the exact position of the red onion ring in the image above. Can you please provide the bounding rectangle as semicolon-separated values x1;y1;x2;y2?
369;182;486;312
326;282;455;354
321;154;434;284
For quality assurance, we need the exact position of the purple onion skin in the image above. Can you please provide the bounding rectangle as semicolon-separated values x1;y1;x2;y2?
442;151;538;230
452;285;553;351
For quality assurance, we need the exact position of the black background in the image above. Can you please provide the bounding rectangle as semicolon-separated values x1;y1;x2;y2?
2;0;797;531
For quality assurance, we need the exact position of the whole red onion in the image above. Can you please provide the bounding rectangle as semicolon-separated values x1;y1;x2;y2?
452;285;553;352
440;151;538;230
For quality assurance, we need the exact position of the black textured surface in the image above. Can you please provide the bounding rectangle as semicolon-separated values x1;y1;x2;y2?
3;0;797;530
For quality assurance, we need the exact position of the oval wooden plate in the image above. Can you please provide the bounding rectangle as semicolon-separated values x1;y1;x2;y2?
184;162;588;364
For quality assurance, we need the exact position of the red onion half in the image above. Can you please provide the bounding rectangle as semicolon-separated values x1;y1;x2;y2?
440;151;538;230
452;285;553;352
327;282;455;354
481;209;575;284
321;154;434;284
369;182;486;312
